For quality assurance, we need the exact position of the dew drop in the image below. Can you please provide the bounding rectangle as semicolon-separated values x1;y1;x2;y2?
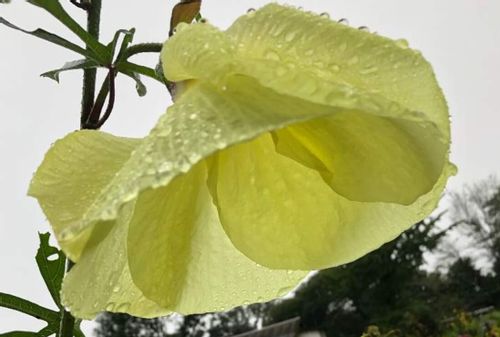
112;286;121;293
358;26;370;32
284;31;296;42
105;302;116;312
348;55;359;65
189;113;198;120
276;66;287;77
320;12;330;19
338;18;349;25
264;50;280;61
116;303;131;312
360;66;378;75
246;8;256;15
395;39;409;49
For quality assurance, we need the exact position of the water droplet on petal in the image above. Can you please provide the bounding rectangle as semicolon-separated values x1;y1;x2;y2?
338;18;349;25
360;66;378;75
395;39;409;49
105;302;116;311
112;286;121;293
247;8;256;15
358;26;370;32
116;303;131;312
284;31;296;42
348;55;359;65
276;66;287;77
265;50;280;61
320;12;330;18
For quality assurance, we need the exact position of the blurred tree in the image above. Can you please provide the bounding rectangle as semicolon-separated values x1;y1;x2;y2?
266;216;453;337
94;313;165;337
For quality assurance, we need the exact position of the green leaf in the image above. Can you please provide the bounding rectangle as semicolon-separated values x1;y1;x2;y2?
117;61;162;82
109;28;136;63
121;70;147;97
0;293;59;322
41;59;100;82
0;17;98;61
26;0;109;62
0;0;12;4
36;232;66;307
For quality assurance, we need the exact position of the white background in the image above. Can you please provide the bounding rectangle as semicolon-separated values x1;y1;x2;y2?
1;0;499;335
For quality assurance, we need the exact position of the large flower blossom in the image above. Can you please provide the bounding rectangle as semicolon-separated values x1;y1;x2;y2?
29;4;454;319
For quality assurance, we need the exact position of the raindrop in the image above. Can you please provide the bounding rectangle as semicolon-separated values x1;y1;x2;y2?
284;31;296;42
360;66;378;75
358;26;370;32
276;66;287;77
112;286;121;293
338;18;349;25
264;50;281;61
395;39;409;49
116;303;131;312
320;12;330;19
331;64;341;72
246;8;256;15
105;302;116;312
348;55;359;65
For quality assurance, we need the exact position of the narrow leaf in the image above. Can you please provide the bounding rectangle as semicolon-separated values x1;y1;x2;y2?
0;332;43;337
26;0;110;61
170;0;202;36
0;292;59;322
36;233;66;307
110;28;136;63
121;71;147;97
0;17;98;61
41;59;100;82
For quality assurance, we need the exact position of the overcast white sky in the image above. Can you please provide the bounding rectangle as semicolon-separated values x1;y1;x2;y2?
1;0;499;335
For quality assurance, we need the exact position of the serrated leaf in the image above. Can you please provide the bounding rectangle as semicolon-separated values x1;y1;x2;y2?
41;59;100;82
170;0;201;36
0;17;98;61
36;233;66;307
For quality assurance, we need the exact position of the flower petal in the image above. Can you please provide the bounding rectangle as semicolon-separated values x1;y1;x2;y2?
28;131;140;261
127;161;307;314
61;202;168;319
273;111;447;204
209;132;454;270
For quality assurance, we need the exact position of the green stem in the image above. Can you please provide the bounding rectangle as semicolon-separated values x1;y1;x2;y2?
58;260;75;337
60;1;103;336
81;0;102;128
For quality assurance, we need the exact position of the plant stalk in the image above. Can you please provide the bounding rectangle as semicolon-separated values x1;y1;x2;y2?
59;1;102;336
80;0;102;128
